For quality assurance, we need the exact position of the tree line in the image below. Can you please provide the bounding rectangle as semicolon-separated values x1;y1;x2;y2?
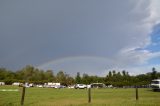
0;65;160;87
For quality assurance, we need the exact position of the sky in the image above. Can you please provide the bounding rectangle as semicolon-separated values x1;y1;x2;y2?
0;0;160;76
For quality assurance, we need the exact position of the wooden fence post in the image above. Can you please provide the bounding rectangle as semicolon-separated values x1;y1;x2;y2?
135;86;138;100
21;86;26;106
88;88;91;103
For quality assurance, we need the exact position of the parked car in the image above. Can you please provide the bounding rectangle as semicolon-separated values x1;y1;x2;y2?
75;84;87;89
54;85;66;89
68;85;75;89
37;85;43;88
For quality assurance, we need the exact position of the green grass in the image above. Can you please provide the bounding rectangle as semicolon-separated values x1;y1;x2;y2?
0;86;160;106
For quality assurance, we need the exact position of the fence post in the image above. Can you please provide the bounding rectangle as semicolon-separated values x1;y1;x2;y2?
135;86;138;100
88;88;91;103
21;86;26;106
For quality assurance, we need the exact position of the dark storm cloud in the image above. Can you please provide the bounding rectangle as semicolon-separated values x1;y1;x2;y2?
0;0;160;75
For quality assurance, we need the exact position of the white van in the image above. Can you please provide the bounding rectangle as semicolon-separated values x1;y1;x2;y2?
151;79;160;91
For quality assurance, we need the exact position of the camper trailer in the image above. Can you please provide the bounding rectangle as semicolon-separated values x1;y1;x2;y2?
0;82;5;85
151;79;160;91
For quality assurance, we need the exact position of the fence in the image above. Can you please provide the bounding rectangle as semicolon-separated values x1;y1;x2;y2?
1;86;158;106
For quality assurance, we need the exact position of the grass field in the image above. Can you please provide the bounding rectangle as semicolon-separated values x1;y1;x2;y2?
0;86;160;106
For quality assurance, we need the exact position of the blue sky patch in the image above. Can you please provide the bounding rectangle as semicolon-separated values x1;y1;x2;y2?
145;23;160;52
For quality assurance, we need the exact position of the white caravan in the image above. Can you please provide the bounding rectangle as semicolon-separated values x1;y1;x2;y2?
151;79;160;91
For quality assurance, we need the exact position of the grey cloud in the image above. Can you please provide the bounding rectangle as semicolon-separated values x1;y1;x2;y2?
0;0;159;75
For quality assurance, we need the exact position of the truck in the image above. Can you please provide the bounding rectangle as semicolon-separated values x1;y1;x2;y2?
151;79;160;91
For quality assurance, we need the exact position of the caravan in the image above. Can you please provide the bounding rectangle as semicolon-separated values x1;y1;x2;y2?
151;79;160;91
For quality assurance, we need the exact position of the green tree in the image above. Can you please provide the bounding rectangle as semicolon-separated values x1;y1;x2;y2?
151;67;157;80
44;70;55;82
75;72;81;84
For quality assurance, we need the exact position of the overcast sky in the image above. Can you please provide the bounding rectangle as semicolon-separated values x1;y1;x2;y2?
0;0;160;76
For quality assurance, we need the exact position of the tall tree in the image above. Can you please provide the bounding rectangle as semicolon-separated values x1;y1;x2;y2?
45;70;55;82
151;67;157;80
56;71;66;85
75;72;81;84
122;70;126;76
108;71;112;77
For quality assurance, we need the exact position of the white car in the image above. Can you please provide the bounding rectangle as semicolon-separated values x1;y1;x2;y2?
75;84;87;89
37;85;43;88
